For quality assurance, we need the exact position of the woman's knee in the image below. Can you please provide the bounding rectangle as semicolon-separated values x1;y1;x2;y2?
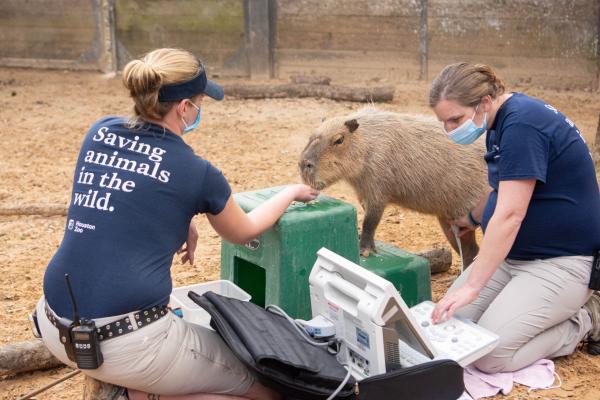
471;332;515;373
472;352;509;373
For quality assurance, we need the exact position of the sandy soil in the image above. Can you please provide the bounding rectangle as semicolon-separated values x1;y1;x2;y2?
0;68;599;399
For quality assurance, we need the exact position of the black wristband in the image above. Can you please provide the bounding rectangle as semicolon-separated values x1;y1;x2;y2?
468;211;481;227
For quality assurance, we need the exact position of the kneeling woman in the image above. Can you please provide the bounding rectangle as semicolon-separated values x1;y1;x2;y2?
429;62;600;372
38;48;318;399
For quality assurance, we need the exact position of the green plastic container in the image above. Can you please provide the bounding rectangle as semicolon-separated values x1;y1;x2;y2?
220;186;360;319
359;241;432;306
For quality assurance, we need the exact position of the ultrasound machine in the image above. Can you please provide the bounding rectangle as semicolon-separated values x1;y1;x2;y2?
307;248;498;399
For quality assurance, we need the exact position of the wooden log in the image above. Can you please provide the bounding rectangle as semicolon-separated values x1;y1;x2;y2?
222;83;395;102
83;376;127;400
0;204;67;216
0;340;63;377
417;247;452;274
290;74;331;85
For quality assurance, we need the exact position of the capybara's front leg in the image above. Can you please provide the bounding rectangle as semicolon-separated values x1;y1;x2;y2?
360;203;385;257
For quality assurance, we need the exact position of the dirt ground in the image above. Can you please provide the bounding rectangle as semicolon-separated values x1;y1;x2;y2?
0;68;599;399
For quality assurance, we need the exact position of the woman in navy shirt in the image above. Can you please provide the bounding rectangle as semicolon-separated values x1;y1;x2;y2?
429;62;600;372
39;48;318;399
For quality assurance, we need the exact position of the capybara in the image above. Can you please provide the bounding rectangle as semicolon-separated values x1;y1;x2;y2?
298;107;488;267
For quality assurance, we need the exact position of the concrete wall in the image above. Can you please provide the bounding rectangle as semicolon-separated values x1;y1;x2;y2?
115;0;247;76
0;0;246;75
427;0;599;89
274;0;599;89
0;0;101;69
275;0;422;81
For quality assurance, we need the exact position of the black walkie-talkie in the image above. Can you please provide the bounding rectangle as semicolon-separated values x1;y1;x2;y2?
65;274;103;369
589;250;600;290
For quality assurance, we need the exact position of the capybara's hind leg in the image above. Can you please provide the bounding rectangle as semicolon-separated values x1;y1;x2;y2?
460;230;479;268
360;204;385;257
438;217;460;254
437;217;479;269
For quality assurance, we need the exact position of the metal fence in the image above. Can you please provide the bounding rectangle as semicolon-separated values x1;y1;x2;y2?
1;0;598;89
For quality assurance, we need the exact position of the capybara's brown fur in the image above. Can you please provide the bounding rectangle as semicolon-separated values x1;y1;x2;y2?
299;107;488;266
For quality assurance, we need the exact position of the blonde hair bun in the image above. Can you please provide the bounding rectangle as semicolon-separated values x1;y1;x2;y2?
122;48;200;121
122;59;163;98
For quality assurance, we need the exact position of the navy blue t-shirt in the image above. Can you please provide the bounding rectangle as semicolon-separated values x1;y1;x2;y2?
482;93;600;260
44;117;231;319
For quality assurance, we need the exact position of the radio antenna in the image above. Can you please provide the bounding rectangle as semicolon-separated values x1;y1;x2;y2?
64;274;81;325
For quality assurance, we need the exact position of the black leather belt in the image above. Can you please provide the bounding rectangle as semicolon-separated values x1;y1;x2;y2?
44;302;168;342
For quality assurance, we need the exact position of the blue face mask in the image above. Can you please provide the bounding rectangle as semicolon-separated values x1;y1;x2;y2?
182;102;201;134
446;105;488;145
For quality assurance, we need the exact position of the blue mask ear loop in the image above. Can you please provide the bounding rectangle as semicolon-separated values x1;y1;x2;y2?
473;103;488;130
181;101;201;134
472;104;479;120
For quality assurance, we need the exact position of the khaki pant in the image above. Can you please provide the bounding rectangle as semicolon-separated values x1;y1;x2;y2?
37;298;254;396
449;256;593;373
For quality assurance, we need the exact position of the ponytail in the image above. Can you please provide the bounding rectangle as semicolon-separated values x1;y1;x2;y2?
122;48;201;122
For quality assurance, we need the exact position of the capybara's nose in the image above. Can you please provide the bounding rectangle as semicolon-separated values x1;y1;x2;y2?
299;159;314;172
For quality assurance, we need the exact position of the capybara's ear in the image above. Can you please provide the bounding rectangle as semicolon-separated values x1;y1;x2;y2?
344;119;359;133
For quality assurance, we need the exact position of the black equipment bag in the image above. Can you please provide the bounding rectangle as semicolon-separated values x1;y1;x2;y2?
188;291;464;400
356;359;464;399
189;290;355;399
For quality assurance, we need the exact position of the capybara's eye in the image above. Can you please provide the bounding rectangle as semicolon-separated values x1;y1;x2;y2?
333;136;344;145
